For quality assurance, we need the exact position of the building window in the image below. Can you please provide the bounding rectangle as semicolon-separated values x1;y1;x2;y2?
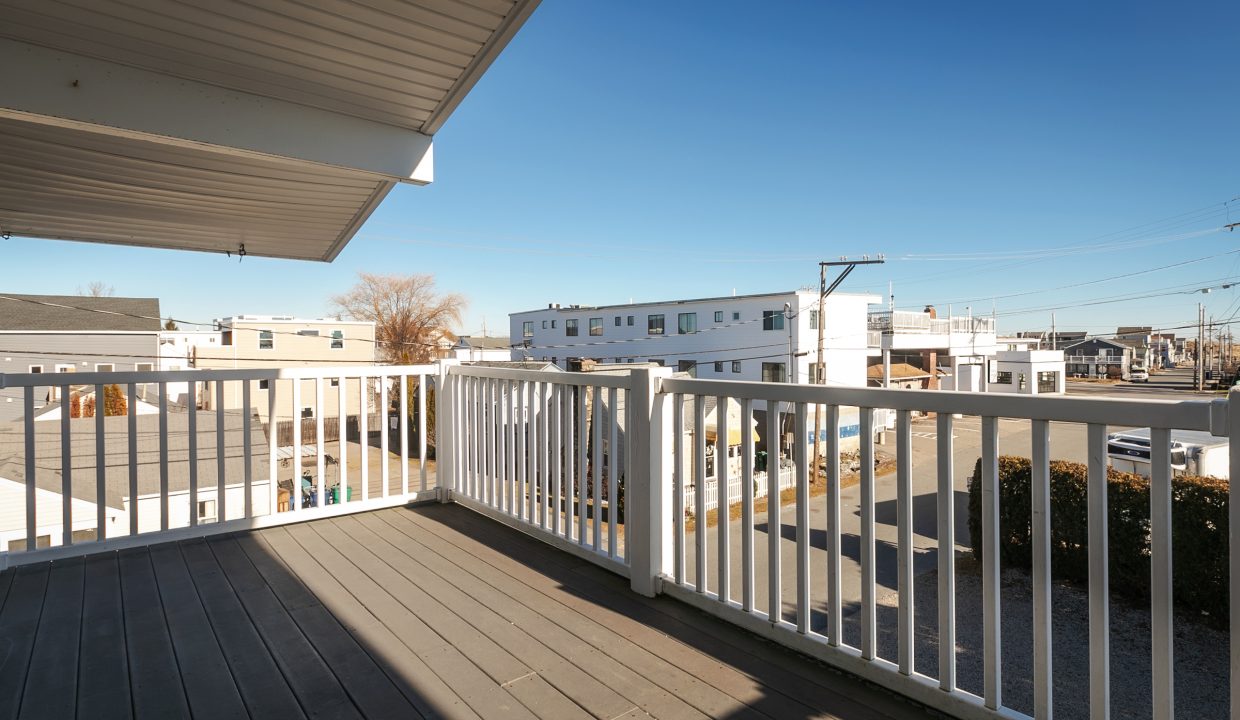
28;365;43;373
713;361;723;373
714;311;723;323
298;329;320;337
995;371;1013;384
197;500;217;523
761;362;787;383
523;321;534;337
614;316;621;327
732;312;740;321
677;312;697;334
542;320;548;329
678;360;697;377
762;311;785;331
95;364;114;372
301;407;313;419
566;319;579;336
259;330;274;350
732;361;742;373
258;379;270;390
136;363;153;372
330;378;340;387
648;315;665;335
589;317;603;336
627;315;634;326
1038;371;1058;393
551;320;557;329
331;330;344;349
810;310;819;330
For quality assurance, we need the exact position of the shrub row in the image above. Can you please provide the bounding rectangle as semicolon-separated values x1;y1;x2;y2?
967;456;1228;625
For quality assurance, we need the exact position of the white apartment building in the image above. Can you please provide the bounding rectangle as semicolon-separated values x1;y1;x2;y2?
158;329;224;403
510;291;879;389
193;316;377;424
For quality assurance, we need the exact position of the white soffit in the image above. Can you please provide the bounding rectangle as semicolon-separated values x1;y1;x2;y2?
0;0;539;261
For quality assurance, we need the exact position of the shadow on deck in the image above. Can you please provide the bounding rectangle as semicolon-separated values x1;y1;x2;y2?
0;504;938;719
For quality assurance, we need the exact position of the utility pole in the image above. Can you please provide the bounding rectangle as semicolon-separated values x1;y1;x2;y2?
1051;312;1056;351
812;257;885;478
1197;303;1205;391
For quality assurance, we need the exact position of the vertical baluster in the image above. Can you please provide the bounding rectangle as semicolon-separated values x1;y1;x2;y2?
61;384;73;544
565;384;575;538
860;407;876;658
795;401;810;633
93;383;106;541
694;395;708;593
268;377;278;513
519;381;529;520
315;377;325;508
1086;423;1108;719
335;376;346;505
897;409;915;673
380;376;390;498
244;380;254;516
501;380;511;514
400;374;410;498
419;373;428;492
128;382;138;535
358;376;368;502
159;381;170;529
293;379;303;511
217;380;227;520
718;395;732;605
1031;418;1052;717
982;415;1002;707
826;404;841;645
529;381;538;523
540;382;550;529
741;397;755;612
1230;389;1240;720
496;378;505;510
188;383;199;526
480;378;489;506
937;411;957;687
623;387;632;562
490;378;499;507
608;386;619;557
24;387;36;551
552;384;562;535
577;385;587;544
1150;427;1173;720
767;400;782;623
673;393;685;583
592;387;602;550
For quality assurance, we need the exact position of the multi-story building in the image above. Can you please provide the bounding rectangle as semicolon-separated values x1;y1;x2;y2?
867;306;998;391
510;290;879;389
0;294;161;422
192;316;376;424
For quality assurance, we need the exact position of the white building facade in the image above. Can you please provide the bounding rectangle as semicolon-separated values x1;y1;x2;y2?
510;291;880;389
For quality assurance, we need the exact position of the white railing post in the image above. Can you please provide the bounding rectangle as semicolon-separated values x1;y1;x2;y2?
437;360;458;503
628;366;673;597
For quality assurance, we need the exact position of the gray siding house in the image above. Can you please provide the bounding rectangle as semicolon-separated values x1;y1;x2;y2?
0;294;161;422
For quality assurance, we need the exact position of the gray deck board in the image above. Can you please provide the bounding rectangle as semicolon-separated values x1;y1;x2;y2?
0;503;936;720
77;554;131;720
20;558;83;720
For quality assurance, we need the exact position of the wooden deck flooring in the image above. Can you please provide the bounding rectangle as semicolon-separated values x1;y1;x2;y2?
0;504;937;719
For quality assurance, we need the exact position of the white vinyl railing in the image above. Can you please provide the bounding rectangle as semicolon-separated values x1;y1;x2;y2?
0;364;439;566
3;361;1236;720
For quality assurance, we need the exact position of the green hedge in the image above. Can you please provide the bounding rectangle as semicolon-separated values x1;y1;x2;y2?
967;456;1229;625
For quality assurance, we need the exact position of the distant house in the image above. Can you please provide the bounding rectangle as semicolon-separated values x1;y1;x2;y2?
453;335;512;362
0;293;161;422
1064;338;1134;379
0;410;271;552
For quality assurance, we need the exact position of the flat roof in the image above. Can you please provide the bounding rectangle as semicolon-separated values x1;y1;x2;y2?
512;290;880;316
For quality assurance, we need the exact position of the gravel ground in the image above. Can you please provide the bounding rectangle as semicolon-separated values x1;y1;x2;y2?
854;562;1229;719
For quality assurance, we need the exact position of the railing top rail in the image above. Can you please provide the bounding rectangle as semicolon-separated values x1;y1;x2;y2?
0;364;441;388
658;377;1224;433
449;365;633;389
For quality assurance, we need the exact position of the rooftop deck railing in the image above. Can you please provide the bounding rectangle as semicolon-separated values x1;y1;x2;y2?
1;361;1234;720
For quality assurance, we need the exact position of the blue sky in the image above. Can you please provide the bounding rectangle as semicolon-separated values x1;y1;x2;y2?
5;1;1238;340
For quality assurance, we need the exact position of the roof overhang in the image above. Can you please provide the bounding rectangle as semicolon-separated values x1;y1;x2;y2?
0;0;539;261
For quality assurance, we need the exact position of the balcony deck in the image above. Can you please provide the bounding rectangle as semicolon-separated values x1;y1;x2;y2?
0;503;932;720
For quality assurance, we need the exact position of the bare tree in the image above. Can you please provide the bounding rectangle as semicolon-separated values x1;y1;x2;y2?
331;272;466;364
78;281;115;297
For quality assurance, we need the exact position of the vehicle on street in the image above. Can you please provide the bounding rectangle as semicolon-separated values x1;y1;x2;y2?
1107;428;1228;479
